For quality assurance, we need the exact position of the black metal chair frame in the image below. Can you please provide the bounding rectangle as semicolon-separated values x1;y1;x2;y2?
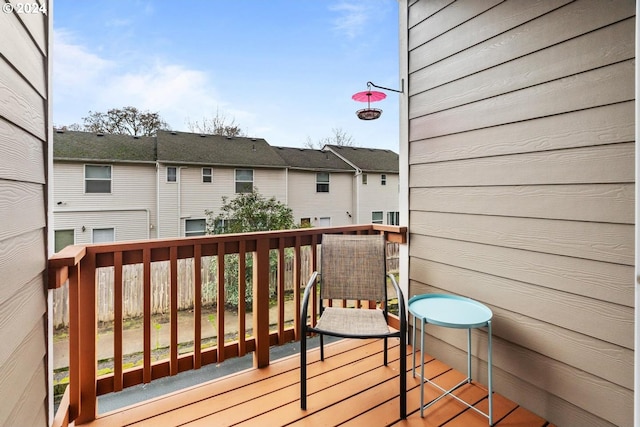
299;233;407;419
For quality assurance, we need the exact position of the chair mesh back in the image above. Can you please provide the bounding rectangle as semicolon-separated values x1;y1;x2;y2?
320;234;386;301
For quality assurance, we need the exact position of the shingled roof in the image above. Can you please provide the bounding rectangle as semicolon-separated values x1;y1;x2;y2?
156;130;287;168
53;130;156;163
324;145;399;173
53;131;399;174
272;147;354;172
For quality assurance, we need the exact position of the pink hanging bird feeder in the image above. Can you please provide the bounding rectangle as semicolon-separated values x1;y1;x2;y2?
352;81;403;120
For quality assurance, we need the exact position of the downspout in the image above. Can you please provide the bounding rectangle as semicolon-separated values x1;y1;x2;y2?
156;162;160;239
354;168;362;223
177;166;187;236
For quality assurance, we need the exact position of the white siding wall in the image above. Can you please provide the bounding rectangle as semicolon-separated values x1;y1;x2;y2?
403;1;635;426
0;2;50;425
358;173;399;224
287;170;354;227
53;162;157;243
162;165;288;237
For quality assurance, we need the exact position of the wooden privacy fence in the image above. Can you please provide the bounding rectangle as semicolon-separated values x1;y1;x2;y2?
53;242;399;328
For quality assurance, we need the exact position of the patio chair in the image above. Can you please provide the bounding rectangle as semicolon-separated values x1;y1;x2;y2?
300;233;407;419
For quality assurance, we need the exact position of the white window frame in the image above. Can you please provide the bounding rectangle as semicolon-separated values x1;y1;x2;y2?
381;174;387;186
362;173;368;185
235;169;254;193
387;211;400;226
202;167;212;183
316;172;330;193
92;227;115;243
84;164;112;193
185;218;206;236
167;166;177;183
54;229;75;253
372;211;384;224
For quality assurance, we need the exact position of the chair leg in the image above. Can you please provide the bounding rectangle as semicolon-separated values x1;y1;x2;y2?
400;333;407;419
300;328;307;410
319;334;324;361
383;337;388;365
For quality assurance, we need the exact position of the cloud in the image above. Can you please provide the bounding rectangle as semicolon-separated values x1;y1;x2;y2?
329;1;372;39
53;29;226;130
53;29;115;88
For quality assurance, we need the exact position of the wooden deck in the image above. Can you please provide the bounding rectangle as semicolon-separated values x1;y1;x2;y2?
86;339;552;427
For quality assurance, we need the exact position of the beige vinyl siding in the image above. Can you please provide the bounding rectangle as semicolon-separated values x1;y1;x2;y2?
404;1;634;426
286;170;353;227
158;165;179;238
0;2;50;426
53;162;157;240
358;173;399;224
164;166;287;237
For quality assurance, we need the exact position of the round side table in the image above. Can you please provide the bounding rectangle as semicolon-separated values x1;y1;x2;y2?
408;293;493;425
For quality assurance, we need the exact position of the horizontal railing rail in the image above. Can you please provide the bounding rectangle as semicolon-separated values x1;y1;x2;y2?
49;225;406;425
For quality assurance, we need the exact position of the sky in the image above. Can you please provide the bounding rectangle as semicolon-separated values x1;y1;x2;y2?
52;0;401;151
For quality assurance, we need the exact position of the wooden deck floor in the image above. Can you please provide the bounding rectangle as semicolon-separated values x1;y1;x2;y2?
86;339;553;427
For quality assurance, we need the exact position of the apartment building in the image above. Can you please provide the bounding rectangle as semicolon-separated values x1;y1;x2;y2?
52;130;399;248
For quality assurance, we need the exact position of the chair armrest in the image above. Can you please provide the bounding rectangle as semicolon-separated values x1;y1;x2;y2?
387;273;406;329
300;271;319;331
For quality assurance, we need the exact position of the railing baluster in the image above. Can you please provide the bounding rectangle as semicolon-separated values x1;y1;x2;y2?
293;236;301;340
310;235;318;328
216;242;225;363
170;246;178;375
194;244;202;369
113;252;123;392
277;238;285;344
238;240;246;357
143;248;152;384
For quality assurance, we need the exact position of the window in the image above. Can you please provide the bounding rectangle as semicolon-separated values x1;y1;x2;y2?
185;219;206;236
318;217;331;227
92;228;115;243
214;218;237;233
316;172;329;192
300;218;311;227
387;211;400;226
54;230;74;253
362;173;368;185
381;174;387;185
235;169;253;193
85;165;111;193
202;168;212;183
167;166;177;182
372;211;383;224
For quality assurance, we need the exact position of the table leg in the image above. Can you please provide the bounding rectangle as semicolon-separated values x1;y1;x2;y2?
412;314;417;378
467;328;472;383
488;320;493;426
420;317;425;418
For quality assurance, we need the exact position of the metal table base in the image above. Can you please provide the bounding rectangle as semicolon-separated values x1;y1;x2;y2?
409;294;493;425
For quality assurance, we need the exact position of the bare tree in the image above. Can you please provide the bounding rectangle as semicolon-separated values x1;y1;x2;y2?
81;106;170;136
304;127;356;149
186;108;246;137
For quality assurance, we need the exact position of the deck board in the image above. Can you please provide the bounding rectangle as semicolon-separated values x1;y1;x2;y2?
88;339;549;427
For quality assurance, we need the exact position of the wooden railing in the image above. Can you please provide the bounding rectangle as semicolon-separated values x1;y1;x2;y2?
48;225;406;425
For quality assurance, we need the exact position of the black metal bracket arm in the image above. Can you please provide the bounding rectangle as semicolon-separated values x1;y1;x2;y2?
367;79;404;94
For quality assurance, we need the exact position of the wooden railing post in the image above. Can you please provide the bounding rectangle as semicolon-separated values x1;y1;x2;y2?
67;262;80;422
253;237;270;368
76;251;97;424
